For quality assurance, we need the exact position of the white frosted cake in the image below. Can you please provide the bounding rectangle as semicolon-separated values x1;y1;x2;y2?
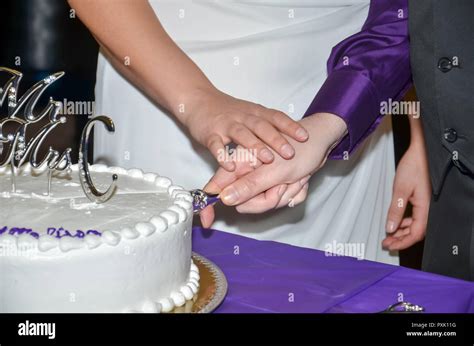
0;163;199;313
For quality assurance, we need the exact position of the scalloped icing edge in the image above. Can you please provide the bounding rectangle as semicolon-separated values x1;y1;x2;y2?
125;260;200;313
0;163;194;253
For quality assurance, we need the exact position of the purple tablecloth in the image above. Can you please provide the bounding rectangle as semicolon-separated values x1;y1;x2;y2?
192;227;474;313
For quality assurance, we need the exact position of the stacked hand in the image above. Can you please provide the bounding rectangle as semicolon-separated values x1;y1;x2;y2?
199;113;348;227
183;89;310;171
199;109;432;255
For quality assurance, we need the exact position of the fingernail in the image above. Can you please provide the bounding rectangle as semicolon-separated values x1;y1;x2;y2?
303;183;309;190
221;186;239;205
260;148;274;162
278;185;287;197
386;220;395;233
281;144;295;158
299;175;311;186
296;128;309;140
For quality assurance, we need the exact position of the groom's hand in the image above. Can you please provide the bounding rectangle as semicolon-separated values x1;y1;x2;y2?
217;114;346;206
200;113;347;228
199;147;310;228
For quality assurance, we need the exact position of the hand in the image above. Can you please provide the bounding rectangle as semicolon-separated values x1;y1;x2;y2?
199;145;311;227
382;140;431;251
69;0;308;172
184;89;309;171
199;113;347;227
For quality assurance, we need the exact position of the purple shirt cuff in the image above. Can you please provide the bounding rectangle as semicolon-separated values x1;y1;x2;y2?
303;70;379;159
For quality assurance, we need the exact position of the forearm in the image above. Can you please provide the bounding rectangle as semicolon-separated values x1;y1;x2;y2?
408;113;426;149
68;0;216;124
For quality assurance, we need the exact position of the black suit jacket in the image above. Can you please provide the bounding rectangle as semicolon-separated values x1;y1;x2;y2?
410;0;474;195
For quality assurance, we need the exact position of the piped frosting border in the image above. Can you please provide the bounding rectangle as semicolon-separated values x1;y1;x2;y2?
0;163;194;253
126;260;200;313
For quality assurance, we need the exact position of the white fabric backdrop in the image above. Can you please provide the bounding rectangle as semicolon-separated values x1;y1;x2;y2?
94;0;398;264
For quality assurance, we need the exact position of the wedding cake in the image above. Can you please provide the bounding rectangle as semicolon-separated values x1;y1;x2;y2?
0;163;199;313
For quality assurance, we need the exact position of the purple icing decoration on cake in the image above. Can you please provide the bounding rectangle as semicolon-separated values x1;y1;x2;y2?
48;227;101;239
86;230;101;237
55;228;72;238
9;227;33;236
1;226;101;239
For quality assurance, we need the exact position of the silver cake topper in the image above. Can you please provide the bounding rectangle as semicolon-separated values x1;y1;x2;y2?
78;116;118;203
0;67;223;209
0;67;117;203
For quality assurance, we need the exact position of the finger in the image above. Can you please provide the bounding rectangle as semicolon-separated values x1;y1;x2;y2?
399;217;413;229
242;115;295;160
199;205;215;229
235;184;288;214
203;167;236;195
411;201;429;235
258;107;309;142
396;204;428;247
203;150;261;195
386;183;411;234
382;231;409;249
382;227;412;249
231;144;264;170
392;228;411;239
237;175;310;213
386;231;424;251
277;176;310;209
387;193;430;251
382;235;396;249
220;165;283;206
229;123;275;164
288;183;309;208
207;134;235;171
384;218;412;241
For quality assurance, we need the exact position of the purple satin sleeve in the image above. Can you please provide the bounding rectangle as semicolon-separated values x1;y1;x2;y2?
303;0;412;159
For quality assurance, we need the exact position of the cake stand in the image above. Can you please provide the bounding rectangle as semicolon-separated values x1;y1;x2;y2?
171;252;228;313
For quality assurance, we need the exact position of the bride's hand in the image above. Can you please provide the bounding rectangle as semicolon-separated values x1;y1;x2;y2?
183;88;309;171
68;0;308;171
199;113;347;227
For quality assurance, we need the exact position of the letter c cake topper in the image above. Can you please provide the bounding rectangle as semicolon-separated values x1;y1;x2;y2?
78;116;118;204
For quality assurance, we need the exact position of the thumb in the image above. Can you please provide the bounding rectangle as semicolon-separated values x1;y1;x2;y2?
220;167;274;206
386;182;411;234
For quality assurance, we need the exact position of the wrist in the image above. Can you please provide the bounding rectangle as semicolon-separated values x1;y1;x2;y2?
302;112;348;149
174;85;221;128
408;130;427;151
407;115;426;150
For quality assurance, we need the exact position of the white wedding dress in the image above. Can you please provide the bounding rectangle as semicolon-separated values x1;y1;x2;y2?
94;0;398;265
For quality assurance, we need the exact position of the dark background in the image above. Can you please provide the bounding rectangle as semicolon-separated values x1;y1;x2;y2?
0;0;98;163
0;0;422;269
